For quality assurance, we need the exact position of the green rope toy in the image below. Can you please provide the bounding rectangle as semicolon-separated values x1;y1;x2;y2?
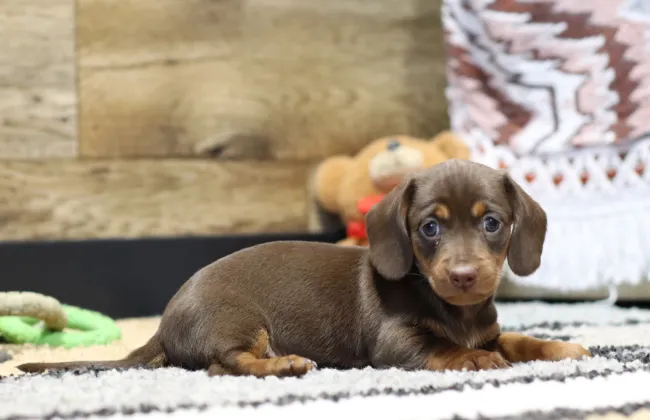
0;291;121;348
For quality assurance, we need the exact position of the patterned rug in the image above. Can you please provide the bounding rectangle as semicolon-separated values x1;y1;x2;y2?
2;301;650;420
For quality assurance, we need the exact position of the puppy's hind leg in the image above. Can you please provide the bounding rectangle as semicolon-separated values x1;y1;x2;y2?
219;329;318;378
207;361;233;377
200;299;317;378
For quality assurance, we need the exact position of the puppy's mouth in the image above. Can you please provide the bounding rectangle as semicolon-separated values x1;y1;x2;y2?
427;276;497;307
441;291;492;306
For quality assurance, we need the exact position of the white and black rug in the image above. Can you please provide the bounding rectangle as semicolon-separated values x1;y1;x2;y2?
2;302;650;420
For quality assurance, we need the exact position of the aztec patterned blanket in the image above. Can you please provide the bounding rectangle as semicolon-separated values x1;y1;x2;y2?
442;0;650;292
2;302;650;420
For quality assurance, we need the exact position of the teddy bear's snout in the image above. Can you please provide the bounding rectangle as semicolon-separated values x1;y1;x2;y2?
370;146;425;172
369;145;425;191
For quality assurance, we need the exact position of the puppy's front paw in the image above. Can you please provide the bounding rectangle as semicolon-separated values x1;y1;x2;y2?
541;341;592;362
269;355;318;377
445;349;510;372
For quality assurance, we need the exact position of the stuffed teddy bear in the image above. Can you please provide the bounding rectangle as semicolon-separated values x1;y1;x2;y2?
313;131;470;246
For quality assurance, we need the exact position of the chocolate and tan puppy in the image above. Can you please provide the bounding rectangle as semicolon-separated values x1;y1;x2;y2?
19;159;591;377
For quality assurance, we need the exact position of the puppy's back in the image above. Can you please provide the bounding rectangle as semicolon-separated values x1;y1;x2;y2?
200;240;366;300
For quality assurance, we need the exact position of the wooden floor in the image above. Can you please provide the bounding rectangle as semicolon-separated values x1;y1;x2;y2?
0;0;449;241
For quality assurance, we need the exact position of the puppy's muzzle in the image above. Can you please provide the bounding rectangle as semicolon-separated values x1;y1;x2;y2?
448;265;477;290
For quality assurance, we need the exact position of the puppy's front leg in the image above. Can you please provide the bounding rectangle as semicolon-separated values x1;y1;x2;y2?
425;347;510;372
497;332;592;364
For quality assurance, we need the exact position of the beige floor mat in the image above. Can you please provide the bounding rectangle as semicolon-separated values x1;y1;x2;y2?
0;316;160;377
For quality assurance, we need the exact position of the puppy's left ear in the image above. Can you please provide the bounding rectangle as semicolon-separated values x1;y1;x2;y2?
503;174;547;276
366;176;416;280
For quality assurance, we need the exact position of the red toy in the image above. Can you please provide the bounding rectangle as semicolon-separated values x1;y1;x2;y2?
344;194;385;245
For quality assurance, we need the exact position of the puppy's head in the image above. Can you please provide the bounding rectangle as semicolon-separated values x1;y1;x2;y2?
366;159;547;306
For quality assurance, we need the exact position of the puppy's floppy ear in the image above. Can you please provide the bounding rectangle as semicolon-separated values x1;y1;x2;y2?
366;176;416;280
502;174;547;276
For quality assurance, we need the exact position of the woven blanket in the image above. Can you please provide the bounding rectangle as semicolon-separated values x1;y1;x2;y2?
442;0;650;292
2;302;650;420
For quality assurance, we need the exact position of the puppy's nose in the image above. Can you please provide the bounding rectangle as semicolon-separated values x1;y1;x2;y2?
449;266;478;289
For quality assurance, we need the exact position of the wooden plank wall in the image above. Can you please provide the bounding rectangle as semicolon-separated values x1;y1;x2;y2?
0;0;449;241
0;0;77;159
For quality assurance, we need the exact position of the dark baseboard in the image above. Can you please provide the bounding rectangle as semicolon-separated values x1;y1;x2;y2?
2;230;646;319
0;230;346;319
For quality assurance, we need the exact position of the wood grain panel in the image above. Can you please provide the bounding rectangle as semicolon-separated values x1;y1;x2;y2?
77;0;449;160
0;0;77;159
0;159;311;241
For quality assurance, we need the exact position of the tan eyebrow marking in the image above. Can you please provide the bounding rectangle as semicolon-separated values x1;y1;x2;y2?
471;201;487;218
433;203;450;220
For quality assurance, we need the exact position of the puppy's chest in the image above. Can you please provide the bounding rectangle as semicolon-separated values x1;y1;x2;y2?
420;319;499;349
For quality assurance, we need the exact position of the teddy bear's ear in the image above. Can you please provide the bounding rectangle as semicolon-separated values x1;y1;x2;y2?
312;156;354;214
429;131;471;160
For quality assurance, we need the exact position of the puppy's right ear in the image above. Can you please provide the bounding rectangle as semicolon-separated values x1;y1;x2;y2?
366;177;416;280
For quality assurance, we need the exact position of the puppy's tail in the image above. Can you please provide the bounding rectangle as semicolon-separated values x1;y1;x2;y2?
17;334;166;374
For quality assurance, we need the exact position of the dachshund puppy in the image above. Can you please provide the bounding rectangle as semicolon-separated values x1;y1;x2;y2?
18;159;591;377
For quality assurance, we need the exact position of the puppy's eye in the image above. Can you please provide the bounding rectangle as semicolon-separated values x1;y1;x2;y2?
483;216;501;233
420;219;440;237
